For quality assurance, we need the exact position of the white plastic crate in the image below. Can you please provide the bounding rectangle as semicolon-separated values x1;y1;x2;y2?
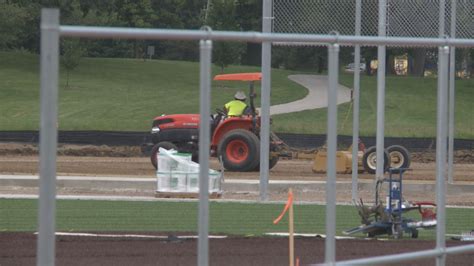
157;170;221;193
156;148;222;194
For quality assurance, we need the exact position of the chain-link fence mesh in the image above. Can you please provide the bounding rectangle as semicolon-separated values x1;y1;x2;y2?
274;0;473;39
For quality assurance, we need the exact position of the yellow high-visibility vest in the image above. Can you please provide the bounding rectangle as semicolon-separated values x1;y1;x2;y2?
225;100;247;116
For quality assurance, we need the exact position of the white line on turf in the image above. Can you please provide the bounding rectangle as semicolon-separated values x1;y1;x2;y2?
265;232;388;240
33;232;227;239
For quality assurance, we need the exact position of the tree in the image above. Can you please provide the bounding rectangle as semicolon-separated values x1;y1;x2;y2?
0;2;28;50
60;40;84;88
207;0;245;72
115;0;156;58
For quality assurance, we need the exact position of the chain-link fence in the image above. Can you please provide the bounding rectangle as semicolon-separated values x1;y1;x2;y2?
274;0;473;39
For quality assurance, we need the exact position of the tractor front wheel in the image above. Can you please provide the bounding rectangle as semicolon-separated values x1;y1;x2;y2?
218;129;260;172
150;141;178;170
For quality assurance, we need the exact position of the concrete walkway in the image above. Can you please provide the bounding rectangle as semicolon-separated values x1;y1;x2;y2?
2;175;473;205
268;75;353;115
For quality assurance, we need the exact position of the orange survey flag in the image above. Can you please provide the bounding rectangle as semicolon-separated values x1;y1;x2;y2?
273;189;294;224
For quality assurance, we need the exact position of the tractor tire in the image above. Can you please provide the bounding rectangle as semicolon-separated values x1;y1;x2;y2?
252;156;280;171
362;146;390;174
218;129;260;172
386;145;411;173
150;141;178;170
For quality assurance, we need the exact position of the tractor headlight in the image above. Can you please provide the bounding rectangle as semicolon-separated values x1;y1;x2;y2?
151;126;160;133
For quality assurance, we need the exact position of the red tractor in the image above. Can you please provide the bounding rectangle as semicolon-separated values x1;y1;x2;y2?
146;72;285;172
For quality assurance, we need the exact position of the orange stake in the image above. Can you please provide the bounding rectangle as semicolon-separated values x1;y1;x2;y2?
273;188;295;266
273;189;294;224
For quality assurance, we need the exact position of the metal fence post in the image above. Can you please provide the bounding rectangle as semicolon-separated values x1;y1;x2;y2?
448;0;457;184
436;45;449;266
198;38;212;266
37;8;60;266
260;0;273;201
351;0;362;202
325;42;340;265
375;0;387;181
436;2;448;263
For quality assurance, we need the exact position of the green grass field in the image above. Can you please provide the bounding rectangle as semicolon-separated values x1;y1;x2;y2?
1;199;473;240
273;74;474;138
1;51;473;138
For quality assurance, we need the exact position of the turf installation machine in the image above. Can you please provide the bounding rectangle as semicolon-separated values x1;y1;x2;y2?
343;168;437;239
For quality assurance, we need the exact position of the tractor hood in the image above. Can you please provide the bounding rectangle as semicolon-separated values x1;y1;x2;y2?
152;114;200;129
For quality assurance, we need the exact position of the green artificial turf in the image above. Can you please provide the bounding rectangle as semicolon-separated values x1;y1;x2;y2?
1;51;473;138
1;199;472;240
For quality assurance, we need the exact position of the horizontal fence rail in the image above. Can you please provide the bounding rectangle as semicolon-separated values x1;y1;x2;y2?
59;26;474;47
329;244;474;266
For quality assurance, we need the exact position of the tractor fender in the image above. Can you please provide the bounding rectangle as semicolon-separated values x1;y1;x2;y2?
211;117;253;147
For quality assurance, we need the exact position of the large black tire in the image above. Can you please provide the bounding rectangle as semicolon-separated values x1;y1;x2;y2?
218;129;260;172
386;145;411;173
252;156;280;171
362;146;390;174
150;141;178;170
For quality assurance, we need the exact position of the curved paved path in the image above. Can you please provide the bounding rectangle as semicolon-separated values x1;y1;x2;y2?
268;75;353;115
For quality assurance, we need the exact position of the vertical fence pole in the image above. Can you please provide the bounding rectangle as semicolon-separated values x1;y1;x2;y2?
198;38;212;266
436;45;449;266
260;0;273;201
448;0;457;184
37;8;59;266
437;4;448;263
351;0;362;202
325;42;339;265
375;0;387;181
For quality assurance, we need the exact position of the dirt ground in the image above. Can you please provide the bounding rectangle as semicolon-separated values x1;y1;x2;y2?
1;233;474;266
0;142;473;180
1;142;474;205
1;143;474;265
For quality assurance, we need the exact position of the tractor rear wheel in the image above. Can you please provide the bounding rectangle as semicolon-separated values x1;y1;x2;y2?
252;156;279;171
362;146;390;174
218;129;260;172
150;141;178;170
386;145;411;172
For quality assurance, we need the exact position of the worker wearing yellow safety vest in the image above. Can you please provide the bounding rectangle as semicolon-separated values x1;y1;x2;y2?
224;91;247;117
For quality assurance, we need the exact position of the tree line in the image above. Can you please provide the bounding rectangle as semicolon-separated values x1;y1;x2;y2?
1;0;472;76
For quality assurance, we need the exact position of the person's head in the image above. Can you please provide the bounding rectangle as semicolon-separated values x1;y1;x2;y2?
234;91;246;101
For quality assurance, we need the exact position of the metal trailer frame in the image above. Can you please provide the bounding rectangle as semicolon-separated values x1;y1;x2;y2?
39;8;474;266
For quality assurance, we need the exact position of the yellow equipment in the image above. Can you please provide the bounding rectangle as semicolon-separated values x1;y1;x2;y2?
312;149;364;174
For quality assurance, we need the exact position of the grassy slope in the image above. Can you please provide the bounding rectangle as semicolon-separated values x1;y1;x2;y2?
0;52;307;131
273;73;474;138
1;51;472;138
2;199;472;240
